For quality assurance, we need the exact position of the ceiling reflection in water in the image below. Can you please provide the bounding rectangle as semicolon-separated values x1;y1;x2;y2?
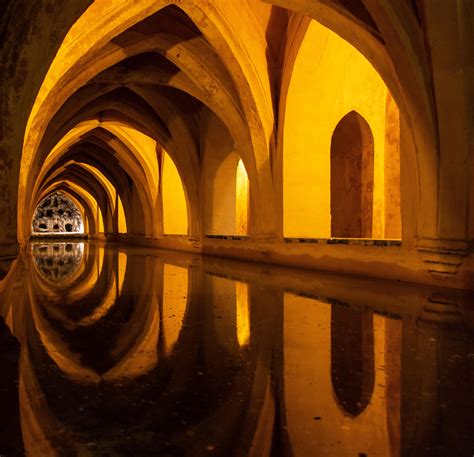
0;242;473;456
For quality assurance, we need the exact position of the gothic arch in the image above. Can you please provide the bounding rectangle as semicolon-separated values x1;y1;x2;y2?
330;111;374;238
273;0;438;242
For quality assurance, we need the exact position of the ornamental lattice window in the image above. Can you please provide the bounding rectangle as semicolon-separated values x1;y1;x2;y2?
32;192;84;235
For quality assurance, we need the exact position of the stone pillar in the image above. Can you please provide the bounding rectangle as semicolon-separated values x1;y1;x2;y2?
0;0;92;253
415;1;473;279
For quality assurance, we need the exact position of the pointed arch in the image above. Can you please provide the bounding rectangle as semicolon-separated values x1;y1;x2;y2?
331;111;374;238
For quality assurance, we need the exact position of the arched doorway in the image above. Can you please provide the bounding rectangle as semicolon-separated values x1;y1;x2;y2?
331;111;374;238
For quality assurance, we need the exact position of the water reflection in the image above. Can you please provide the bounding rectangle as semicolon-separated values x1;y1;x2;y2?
32;242;84;283
0;242;473;456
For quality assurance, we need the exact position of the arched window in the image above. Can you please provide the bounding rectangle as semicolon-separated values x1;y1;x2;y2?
31;192;84;235
331;111;374;238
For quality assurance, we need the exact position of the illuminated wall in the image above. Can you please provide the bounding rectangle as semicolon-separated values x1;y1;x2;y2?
205;152;249;236
235;160;249;236
162;151;188;235
209;152;239;235
283;20;401;239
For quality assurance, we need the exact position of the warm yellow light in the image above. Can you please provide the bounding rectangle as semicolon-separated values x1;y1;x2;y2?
236;159;249;236
117;195;127;234
77;252;126;326
283;20;400;239
283;293;397;455
162;264;188;354
78;162;128;234
162;152;188;235
236;281;250;346
40;181;104;235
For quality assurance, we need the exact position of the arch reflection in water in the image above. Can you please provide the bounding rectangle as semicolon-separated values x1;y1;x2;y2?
16;244;269;456
2;244;474;456
32;242;84;283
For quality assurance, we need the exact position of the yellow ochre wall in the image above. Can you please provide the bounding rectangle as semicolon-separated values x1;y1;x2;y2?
283;20;398;239
162;151;188;235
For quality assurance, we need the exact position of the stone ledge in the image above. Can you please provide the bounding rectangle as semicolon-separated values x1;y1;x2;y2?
205;235;251;241
284;237;402;247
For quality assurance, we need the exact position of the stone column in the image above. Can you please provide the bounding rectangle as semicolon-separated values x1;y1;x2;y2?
415;1;473;280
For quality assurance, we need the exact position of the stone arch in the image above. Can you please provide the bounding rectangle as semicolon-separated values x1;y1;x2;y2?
274;0;438;242
282;19;401;240
18;1;276;244
37;185;97;237
40;169;113;236
28;122;157;239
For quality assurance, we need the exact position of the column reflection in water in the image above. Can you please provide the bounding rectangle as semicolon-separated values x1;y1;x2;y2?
0;243;472;456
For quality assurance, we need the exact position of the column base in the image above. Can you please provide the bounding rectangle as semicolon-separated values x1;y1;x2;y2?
416;238;470;278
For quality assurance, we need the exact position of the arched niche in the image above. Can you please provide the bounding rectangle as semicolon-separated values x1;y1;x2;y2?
31;192;84;236
331;306;375;417
330;111;374;238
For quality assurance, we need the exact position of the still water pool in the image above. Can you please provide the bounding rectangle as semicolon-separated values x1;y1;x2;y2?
0;241;473;456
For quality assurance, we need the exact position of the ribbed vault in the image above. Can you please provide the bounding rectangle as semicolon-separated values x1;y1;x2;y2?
4;0;469;288
19;4;273;243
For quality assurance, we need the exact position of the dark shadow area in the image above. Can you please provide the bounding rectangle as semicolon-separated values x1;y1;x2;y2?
331;305;374;416
0;317;23;457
